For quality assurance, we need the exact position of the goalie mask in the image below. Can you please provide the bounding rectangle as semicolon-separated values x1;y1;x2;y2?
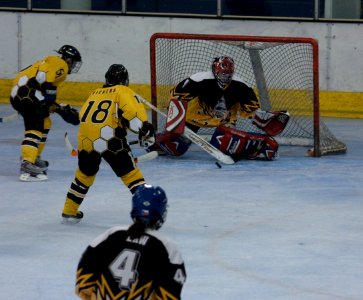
131;184;168;230
57;45;82;74
105;64;129;86
212;56;234;88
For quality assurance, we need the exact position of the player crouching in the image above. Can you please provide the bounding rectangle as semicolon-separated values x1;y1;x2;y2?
147;56;290;162
149;99;289;162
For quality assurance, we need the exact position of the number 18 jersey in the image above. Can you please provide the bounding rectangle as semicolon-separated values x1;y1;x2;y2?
78;85;148;152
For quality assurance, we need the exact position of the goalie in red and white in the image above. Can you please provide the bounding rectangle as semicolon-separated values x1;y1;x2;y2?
149;56;290;162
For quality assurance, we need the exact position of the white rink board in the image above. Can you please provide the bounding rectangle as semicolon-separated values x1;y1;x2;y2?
0;11;362;93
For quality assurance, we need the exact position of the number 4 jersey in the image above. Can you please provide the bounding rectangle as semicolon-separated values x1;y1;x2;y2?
76;226;187;300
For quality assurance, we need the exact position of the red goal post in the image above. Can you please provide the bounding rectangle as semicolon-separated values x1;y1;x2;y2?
149;32;347;156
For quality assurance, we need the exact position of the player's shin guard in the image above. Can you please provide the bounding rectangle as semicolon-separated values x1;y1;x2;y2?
21;130;42;164
120;168;146;194
37;117;51;157
62;178;89;222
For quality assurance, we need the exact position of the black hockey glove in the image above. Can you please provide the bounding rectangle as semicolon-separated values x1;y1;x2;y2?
37;102;51;118
138;121;155;147
56;104;80;125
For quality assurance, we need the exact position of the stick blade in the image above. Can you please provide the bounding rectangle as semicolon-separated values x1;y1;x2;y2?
64;132;79;156
0;113;18;123
134;151;158;163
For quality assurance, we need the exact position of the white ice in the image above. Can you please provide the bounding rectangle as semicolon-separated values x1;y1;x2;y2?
0;104;362;300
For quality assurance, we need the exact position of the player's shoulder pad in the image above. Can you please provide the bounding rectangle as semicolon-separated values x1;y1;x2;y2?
42;56;68;70
39;56;68;83
111;84;135;96
190;71;214;82
147;229;184;264
89;225;129;248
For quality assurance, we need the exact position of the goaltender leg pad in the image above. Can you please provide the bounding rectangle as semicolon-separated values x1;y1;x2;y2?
210;126;250;155
256;135;279;161
156;131;192;156
210;125;279;161
251;110;290;136
165;98;188;134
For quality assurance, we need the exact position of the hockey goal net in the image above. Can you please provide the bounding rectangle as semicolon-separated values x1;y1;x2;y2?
149;33;347;156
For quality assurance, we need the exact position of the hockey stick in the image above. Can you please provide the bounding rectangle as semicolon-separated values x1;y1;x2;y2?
135;94;235;165
133;150;158;163
64;132;158;163
0;112;18;123
64;132;78;156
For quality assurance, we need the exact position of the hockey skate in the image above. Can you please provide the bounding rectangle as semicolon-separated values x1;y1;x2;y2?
20;156;49;171
61;211;84;224
35;156;49;170
19;160;48;182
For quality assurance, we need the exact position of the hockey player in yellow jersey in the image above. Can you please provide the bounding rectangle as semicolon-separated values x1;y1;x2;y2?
62;64;156;224
10;45;82;181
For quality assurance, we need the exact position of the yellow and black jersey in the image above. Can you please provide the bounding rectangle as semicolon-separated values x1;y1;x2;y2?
78;85;148;153
76;226;186;300
10;55;68;105
170;71;260;128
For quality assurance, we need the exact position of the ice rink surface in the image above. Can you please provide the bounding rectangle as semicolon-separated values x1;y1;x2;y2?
0;103;362;300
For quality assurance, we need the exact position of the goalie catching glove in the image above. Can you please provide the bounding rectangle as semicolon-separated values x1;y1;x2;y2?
138;121;156;147
55;103;80;125
251;109;290;136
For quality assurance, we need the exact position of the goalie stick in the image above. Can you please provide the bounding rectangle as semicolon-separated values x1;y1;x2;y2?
135;94;235;165
64;132;158;163
0;112;18;123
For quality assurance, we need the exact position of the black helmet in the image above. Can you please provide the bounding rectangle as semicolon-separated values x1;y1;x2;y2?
105;64;129;86
57;45;82;74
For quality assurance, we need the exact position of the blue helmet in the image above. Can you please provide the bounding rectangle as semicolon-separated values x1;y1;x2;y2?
131;184;168;229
